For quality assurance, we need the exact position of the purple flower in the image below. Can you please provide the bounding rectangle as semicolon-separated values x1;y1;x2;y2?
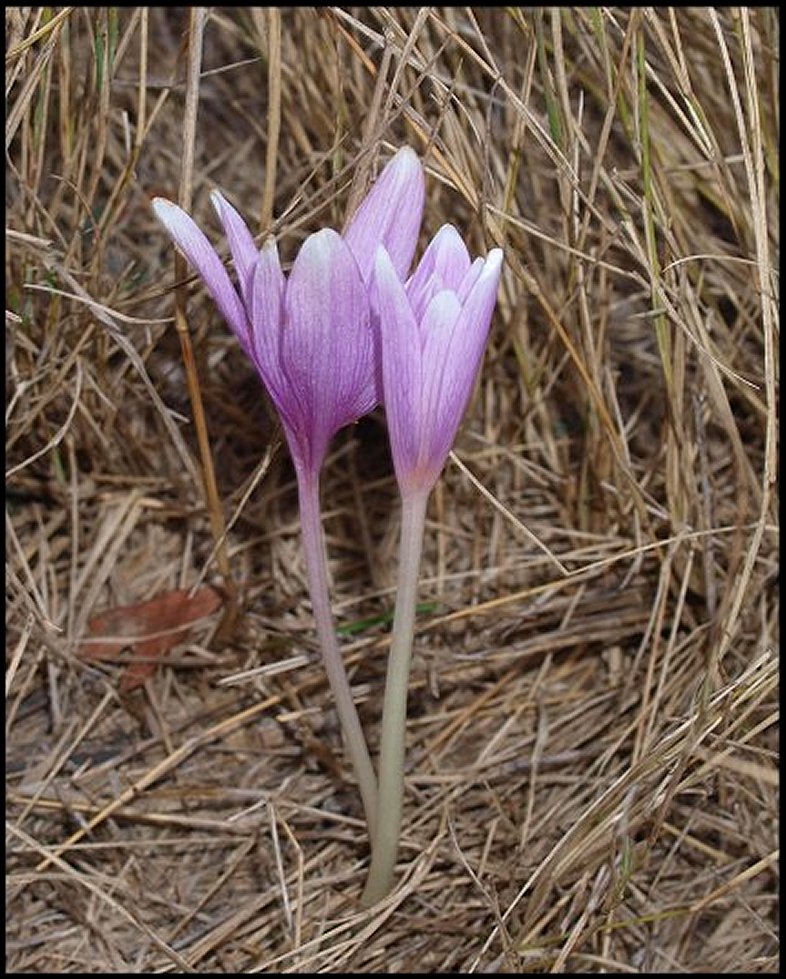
372;225;503;497
151;146;425;479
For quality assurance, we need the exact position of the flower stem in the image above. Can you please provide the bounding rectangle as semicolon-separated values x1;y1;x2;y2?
361;489;429;906
297;468;378;842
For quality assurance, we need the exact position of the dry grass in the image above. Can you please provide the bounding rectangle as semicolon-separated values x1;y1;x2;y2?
5;7;779;973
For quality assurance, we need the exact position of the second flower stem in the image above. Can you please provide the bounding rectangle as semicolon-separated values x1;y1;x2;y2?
361;488;429;906
297;467;378;843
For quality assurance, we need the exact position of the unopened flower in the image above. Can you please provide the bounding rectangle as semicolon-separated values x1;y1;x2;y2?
372;224;504;498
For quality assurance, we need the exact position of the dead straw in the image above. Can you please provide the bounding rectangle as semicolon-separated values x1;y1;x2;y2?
6;7;778;973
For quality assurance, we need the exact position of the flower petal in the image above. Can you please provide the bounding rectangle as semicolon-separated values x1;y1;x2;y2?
423;249;503;469
417;289;464;480
249;240;287;407
210;191;259;307
344;146;425;283
406;224;471;321
282;228;375;472
373;245;424;491
456;256;486;303
459;249;504;344
152;197;250;349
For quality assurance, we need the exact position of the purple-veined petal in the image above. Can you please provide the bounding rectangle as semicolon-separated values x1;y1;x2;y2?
372;245;424;492
460;249;504;340
403;270;443;333
152;197;251;352
281;228;375;472
456;256;486;303
344;146;425;283
416;289;465;481
422;224;472;287
423;249;503;469
249;240;287;406
211;191;259;307
406;224;471;320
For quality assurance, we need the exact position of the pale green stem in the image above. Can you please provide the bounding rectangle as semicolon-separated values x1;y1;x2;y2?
361;488;429;906
297;467;378;842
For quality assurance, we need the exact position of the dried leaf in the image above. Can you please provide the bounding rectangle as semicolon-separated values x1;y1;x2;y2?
78;586;223;692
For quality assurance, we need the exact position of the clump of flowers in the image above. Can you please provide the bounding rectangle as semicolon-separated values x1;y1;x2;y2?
153;146;502;905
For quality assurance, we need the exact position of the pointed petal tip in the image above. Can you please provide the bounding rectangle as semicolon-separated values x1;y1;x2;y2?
486;247;504;270
344;146;425;282
390;145;425;198
373;241;394;269
482;247;504;284
295;226;344;271
151;196;177;219
209;189;243;223
433;223;471;260
372;243;402;290
150;197;193;238
391;144;420;169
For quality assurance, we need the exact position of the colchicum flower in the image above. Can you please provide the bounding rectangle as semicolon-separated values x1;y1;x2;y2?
361;226;503;906
374;224;504;497
152;145;425;478
152;147;425;845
